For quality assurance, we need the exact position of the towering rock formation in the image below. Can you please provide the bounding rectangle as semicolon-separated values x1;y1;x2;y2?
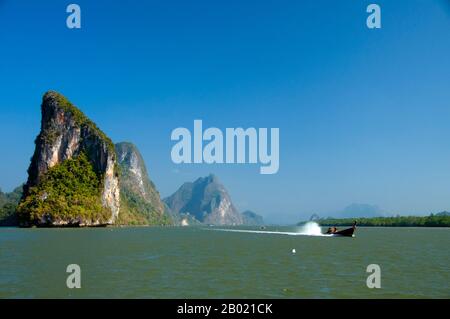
115;142;170;225
18;91;120;226
164;174;243;225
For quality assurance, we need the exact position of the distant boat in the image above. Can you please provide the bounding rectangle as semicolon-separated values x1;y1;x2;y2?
326;221;356;237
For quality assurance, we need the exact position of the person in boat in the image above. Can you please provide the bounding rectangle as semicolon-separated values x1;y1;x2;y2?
326;226;338;234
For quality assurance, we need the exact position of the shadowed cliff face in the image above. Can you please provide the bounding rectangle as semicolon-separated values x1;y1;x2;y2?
115;142;170;225
164;174;243;226
21;91;120;226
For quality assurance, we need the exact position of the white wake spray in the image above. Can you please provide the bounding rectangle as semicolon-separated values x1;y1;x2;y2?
212;222;331;237
296;221;327;236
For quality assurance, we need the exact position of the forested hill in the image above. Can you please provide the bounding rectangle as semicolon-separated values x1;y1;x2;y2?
309;212;450;227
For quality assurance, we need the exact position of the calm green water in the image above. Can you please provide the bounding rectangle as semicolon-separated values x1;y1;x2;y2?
0;226;449;298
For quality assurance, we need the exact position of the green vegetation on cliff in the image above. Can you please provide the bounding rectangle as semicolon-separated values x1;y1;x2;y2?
117;189;172;226
17;153;110;225
115;142;172;226
314;213;450;227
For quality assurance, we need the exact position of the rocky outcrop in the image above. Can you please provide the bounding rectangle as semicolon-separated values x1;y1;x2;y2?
242;210;264;226
164;174;243;225
19;91;120;226
115;142;170;225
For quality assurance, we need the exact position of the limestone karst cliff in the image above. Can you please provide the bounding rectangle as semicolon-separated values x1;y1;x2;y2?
164;174;244;225
115;142;171;225
18;91;120;226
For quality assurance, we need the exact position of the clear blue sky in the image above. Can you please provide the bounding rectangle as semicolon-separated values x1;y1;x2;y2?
1;1;449;223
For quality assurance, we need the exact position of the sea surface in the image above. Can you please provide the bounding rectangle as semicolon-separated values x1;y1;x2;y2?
0;225;449;298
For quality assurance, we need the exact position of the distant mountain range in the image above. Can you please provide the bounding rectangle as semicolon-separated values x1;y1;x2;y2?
163;174;264;226
333;203;385;218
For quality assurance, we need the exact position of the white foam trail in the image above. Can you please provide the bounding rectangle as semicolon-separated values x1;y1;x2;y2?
212;222;332;237
296;221;325;236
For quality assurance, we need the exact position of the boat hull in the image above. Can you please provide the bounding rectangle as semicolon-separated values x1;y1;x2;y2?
332;226;355;237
